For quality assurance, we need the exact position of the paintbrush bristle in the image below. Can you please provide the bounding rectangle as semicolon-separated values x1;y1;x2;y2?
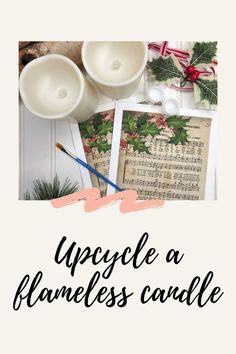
56;143;64;151
56;142;73;158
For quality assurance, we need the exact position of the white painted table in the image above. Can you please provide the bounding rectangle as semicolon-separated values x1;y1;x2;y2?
19;41;217;200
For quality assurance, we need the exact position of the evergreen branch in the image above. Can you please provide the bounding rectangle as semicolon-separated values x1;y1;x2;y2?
24;175;79;200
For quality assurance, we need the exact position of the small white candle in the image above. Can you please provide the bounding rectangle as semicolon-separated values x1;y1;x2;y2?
147;86;163;104
163;98;180;115
82;42;148;99
19;54;98;123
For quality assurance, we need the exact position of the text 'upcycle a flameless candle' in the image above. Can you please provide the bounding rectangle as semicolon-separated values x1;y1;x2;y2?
19;54;98;123
82;42;148;99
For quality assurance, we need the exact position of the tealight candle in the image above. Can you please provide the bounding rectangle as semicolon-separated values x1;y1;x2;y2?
163;98;180;115
19;54;98;123
147;86;163;104
82;41;148;99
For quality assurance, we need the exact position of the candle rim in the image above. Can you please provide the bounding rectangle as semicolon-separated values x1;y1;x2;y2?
82;41;148;87
19;54;85;119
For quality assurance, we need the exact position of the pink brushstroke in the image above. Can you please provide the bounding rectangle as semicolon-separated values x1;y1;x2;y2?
51;188;164;213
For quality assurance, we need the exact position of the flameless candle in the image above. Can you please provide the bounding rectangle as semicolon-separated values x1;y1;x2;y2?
19;54;98;123
82;42;148;99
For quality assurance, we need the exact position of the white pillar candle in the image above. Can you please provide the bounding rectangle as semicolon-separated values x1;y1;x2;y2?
82;42;148;99
19;54;98;123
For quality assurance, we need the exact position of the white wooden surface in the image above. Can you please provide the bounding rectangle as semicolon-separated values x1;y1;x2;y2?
19;41;217;200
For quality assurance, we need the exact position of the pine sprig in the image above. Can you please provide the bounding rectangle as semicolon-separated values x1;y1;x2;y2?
24;175;79;200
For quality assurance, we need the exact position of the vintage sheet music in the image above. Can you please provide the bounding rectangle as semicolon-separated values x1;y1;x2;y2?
78;103;115;196
109;103;215;200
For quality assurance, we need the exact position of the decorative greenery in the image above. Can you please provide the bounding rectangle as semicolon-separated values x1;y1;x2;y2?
97;120;113;136
194;78;217;106
89;138;110;153
138;122;161;137
148;42;218;106
166;115;190;129
122;112;137;133
79;120;95;139
79;112;114;154
122;112;163;138
92;113;103;130
127;136;150;153
148;54;183;83
168;128;189;145
136;113;149;129
121;112;190;153
190;41;217;67
24;175;79;200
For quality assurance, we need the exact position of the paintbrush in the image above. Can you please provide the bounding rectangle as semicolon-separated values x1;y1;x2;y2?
56;143;123;192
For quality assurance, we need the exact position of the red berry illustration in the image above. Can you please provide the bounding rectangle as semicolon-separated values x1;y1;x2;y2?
128;133;137;139
91;135;97;142
186;65;195;74
120;139;128;148
84;144;92;153
156;115;167;128
192;69;200;79
188;74;197;81
188;70;200;81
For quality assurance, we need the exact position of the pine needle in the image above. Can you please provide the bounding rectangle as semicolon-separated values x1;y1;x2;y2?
24;175;79;200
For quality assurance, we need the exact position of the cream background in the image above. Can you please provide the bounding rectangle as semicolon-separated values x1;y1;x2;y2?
1;1;236;353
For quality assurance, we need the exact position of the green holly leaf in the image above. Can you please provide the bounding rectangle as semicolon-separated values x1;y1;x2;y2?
79;121;95;138
92;113;102;130
137;122;161;137
166;116;190;129
127;137;150;154
190;42;217;67
194;78;217;106
122;112;136;133
148;54;183;84
90;138;110;153
97;120;113;136
168;128;189;145
136;113;149;129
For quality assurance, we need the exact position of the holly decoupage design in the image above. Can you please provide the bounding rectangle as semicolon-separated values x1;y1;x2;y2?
79;109;114;196
117;110;211;200
148;42;218;108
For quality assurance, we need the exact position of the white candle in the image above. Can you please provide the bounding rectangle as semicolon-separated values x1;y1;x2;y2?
163;98;180;115
82;42;148;99
19;54;98;123
147;86;163;104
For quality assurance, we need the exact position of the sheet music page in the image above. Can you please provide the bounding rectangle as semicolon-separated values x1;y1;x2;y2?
79;109;115;196
116;110;211;200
